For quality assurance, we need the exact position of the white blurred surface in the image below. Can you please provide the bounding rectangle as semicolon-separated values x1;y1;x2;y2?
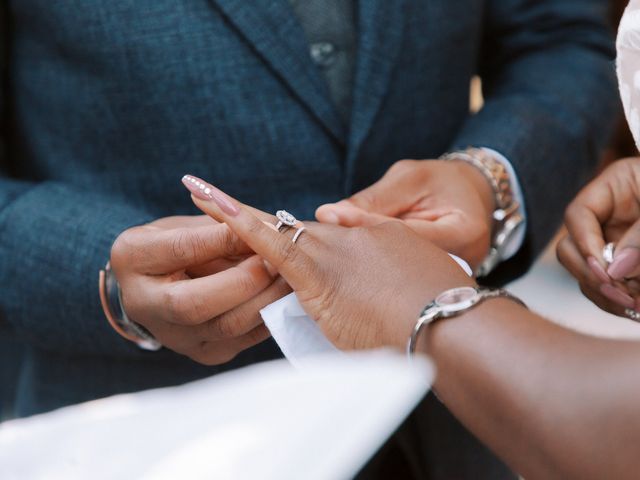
0;351;433;480
509;236;640;340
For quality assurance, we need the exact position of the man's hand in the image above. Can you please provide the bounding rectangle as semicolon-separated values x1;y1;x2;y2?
558;158;640;316
109;215;290;364
315;159;495;269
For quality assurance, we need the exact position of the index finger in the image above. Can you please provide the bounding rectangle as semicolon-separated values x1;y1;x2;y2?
182;175;313;290
563;184;613;263
114;222;253;275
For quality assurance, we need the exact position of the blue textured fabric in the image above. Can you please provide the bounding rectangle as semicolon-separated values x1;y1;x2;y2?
0;0;616;420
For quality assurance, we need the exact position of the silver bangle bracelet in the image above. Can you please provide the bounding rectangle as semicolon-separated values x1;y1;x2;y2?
100;262;162;351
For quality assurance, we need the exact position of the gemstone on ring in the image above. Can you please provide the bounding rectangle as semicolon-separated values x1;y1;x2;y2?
625;308;640;322
603;242;615;265
275;210;297;231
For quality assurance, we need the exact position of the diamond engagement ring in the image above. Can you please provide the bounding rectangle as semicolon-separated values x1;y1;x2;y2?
625;308;640;322
275;210;297;231
603;242;615;265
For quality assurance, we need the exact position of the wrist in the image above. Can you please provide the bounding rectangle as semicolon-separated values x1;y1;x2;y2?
440;149;526;276
408;287;525;358
449;160;496;220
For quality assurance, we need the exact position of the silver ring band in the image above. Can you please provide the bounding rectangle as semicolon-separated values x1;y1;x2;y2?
292;227;306;244
625;308;640;322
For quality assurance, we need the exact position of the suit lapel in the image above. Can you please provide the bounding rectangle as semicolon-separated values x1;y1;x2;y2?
344;0;407;191
210;0;346;143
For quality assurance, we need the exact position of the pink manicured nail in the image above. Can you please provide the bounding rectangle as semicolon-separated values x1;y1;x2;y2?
587;257;611;284
320;209;339;224
600;284;635;309
181;175;240;216
607;248;640;280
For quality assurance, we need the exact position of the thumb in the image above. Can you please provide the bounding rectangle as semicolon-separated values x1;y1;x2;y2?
316;202;391;227
608;219;640;280
316;167;420;224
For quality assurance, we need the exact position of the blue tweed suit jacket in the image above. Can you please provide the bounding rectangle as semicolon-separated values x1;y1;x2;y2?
0;0;616;420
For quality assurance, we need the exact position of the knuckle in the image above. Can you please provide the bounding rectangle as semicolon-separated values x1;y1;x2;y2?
162;287;182;318
246;325;268;344
171;230;207;263
170;231;189;260
390;159;416;174
216;225;239;258
206;315;238;340
161;286;199;324
234;269;259;295
275;237;299;266
354;190;377;209
191;343;237;366
564;202;582;226
110;228;141;269
247;218;265;237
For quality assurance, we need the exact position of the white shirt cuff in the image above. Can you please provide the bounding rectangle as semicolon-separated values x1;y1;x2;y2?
480;148;527;261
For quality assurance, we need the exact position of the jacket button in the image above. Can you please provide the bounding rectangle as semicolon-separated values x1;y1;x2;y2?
310;42;337;68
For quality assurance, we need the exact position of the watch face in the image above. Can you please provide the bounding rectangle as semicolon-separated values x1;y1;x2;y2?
435;287;478;312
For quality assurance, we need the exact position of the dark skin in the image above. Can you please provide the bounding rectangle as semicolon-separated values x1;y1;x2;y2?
110;158;493;365
316;159;495;270
558;158;640;316
185;175;640;480
110;214;291;365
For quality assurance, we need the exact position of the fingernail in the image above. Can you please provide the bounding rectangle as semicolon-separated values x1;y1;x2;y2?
600;284;635;309
322;210;339;224
317;205;339;224
182;175;239;216
607;248;640;280
588;257;611;284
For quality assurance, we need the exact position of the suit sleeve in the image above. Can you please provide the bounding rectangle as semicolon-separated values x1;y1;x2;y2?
0;4;175;357
451;0;619;283
0;178;163;356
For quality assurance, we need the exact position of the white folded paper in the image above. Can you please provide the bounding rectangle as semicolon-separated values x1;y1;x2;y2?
0;352;434;480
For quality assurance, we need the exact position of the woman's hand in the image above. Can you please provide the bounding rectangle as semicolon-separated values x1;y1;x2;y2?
182;175;475;351
558;158;640;316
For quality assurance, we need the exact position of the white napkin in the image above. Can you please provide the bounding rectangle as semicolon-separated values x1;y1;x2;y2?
260;254;472;366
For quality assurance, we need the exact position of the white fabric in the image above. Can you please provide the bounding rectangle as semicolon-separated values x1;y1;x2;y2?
481;147;528;261
260;293;342;368
618;0;640;151
0;352;433;480
260;254;471;365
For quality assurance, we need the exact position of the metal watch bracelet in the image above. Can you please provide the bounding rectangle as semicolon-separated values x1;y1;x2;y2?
407;286;527;357
441;148;525;277
98;262;162;351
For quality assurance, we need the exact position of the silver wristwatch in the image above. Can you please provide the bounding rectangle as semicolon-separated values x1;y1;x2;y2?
407;286;526;356
441;148;525;277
